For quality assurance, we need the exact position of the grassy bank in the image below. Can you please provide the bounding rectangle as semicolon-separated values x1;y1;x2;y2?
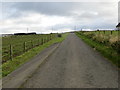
2;33;68;77
76;32;120;68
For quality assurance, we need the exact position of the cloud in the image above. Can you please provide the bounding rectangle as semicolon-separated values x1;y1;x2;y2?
3;2;117;18
1;12;73;34
1;2;118;34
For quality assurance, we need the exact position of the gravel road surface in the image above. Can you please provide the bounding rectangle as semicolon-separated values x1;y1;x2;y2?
22;33;118;88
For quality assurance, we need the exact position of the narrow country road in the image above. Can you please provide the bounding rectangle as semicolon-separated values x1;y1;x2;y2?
22;33;118;88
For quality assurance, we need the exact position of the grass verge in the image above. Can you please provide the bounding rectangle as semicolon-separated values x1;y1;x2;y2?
2;33;68;77
75;32;120;68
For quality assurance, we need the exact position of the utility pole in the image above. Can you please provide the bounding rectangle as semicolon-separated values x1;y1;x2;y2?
81;28;82;31
27;28;28;33
74;26;77;31
51;26;54;33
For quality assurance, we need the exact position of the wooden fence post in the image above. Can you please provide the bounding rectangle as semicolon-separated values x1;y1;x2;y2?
10;44;13;60
50;34;51;40
47;36;49;42
43;38;45;44
41;38;43;45
48;35;49;41
38;39;39;45
45;37;46;43
51;34;53;39
45;37;47;43
42;38;45;44
31;40;33;48
47;36;49;41
24;42;26;52
104;30;105;34
111;31;112;35
43;38;45;43
46;36;48;42
53;34;54;38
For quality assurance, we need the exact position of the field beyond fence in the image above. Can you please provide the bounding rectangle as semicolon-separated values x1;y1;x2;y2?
2;34;56;63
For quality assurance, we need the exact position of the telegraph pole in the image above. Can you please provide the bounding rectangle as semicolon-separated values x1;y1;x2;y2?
27;28;29;33
74;26;77;31
51;26;54;33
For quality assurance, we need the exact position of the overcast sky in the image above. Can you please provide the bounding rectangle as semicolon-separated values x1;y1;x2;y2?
0;1;118;34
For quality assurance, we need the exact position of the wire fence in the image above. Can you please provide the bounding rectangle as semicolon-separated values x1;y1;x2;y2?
77;30;120;53
2;34;56;63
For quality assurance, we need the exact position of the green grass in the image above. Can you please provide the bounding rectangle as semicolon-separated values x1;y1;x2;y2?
76;32;120;68
2;33;68;77
82;31;119;44
2;34;56;62
2;34;53;45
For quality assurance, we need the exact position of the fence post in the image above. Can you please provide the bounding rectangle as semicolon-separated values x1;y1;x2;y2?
44;37;46;43
42;38;44;44
45;37;47;43
51;34;52;39
48;35;50;41
38;39;39;45
47;35;49;42
111;31;112;35
10;44;13;60
52;34;54;39
41;38;43;45
104;30;105;34
44;37;45;43
31;40;33;48
43;38;45;43
50;34;52;40
45;36;47;42
46;36;48;42
24;42;26;52
47;36;48;42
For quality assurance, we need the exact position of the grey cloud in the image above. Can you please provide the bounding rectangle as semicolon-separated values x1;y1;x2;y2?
2;2;118;31
4;2;115;17
5;2;77;17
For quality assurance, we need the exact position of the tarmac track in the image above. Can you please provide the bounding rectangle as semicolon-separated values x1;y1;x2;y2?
22;33;118;88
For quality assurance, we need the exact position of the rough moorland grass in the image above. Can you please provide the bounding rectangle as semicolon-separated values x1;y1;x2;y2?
82;31;119;44
2;33;68;77
76;32;120;68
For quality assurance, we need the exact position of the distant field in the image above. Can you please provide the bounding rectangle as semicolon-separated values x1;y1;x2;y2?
76;30;120;68
2;34;56;63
